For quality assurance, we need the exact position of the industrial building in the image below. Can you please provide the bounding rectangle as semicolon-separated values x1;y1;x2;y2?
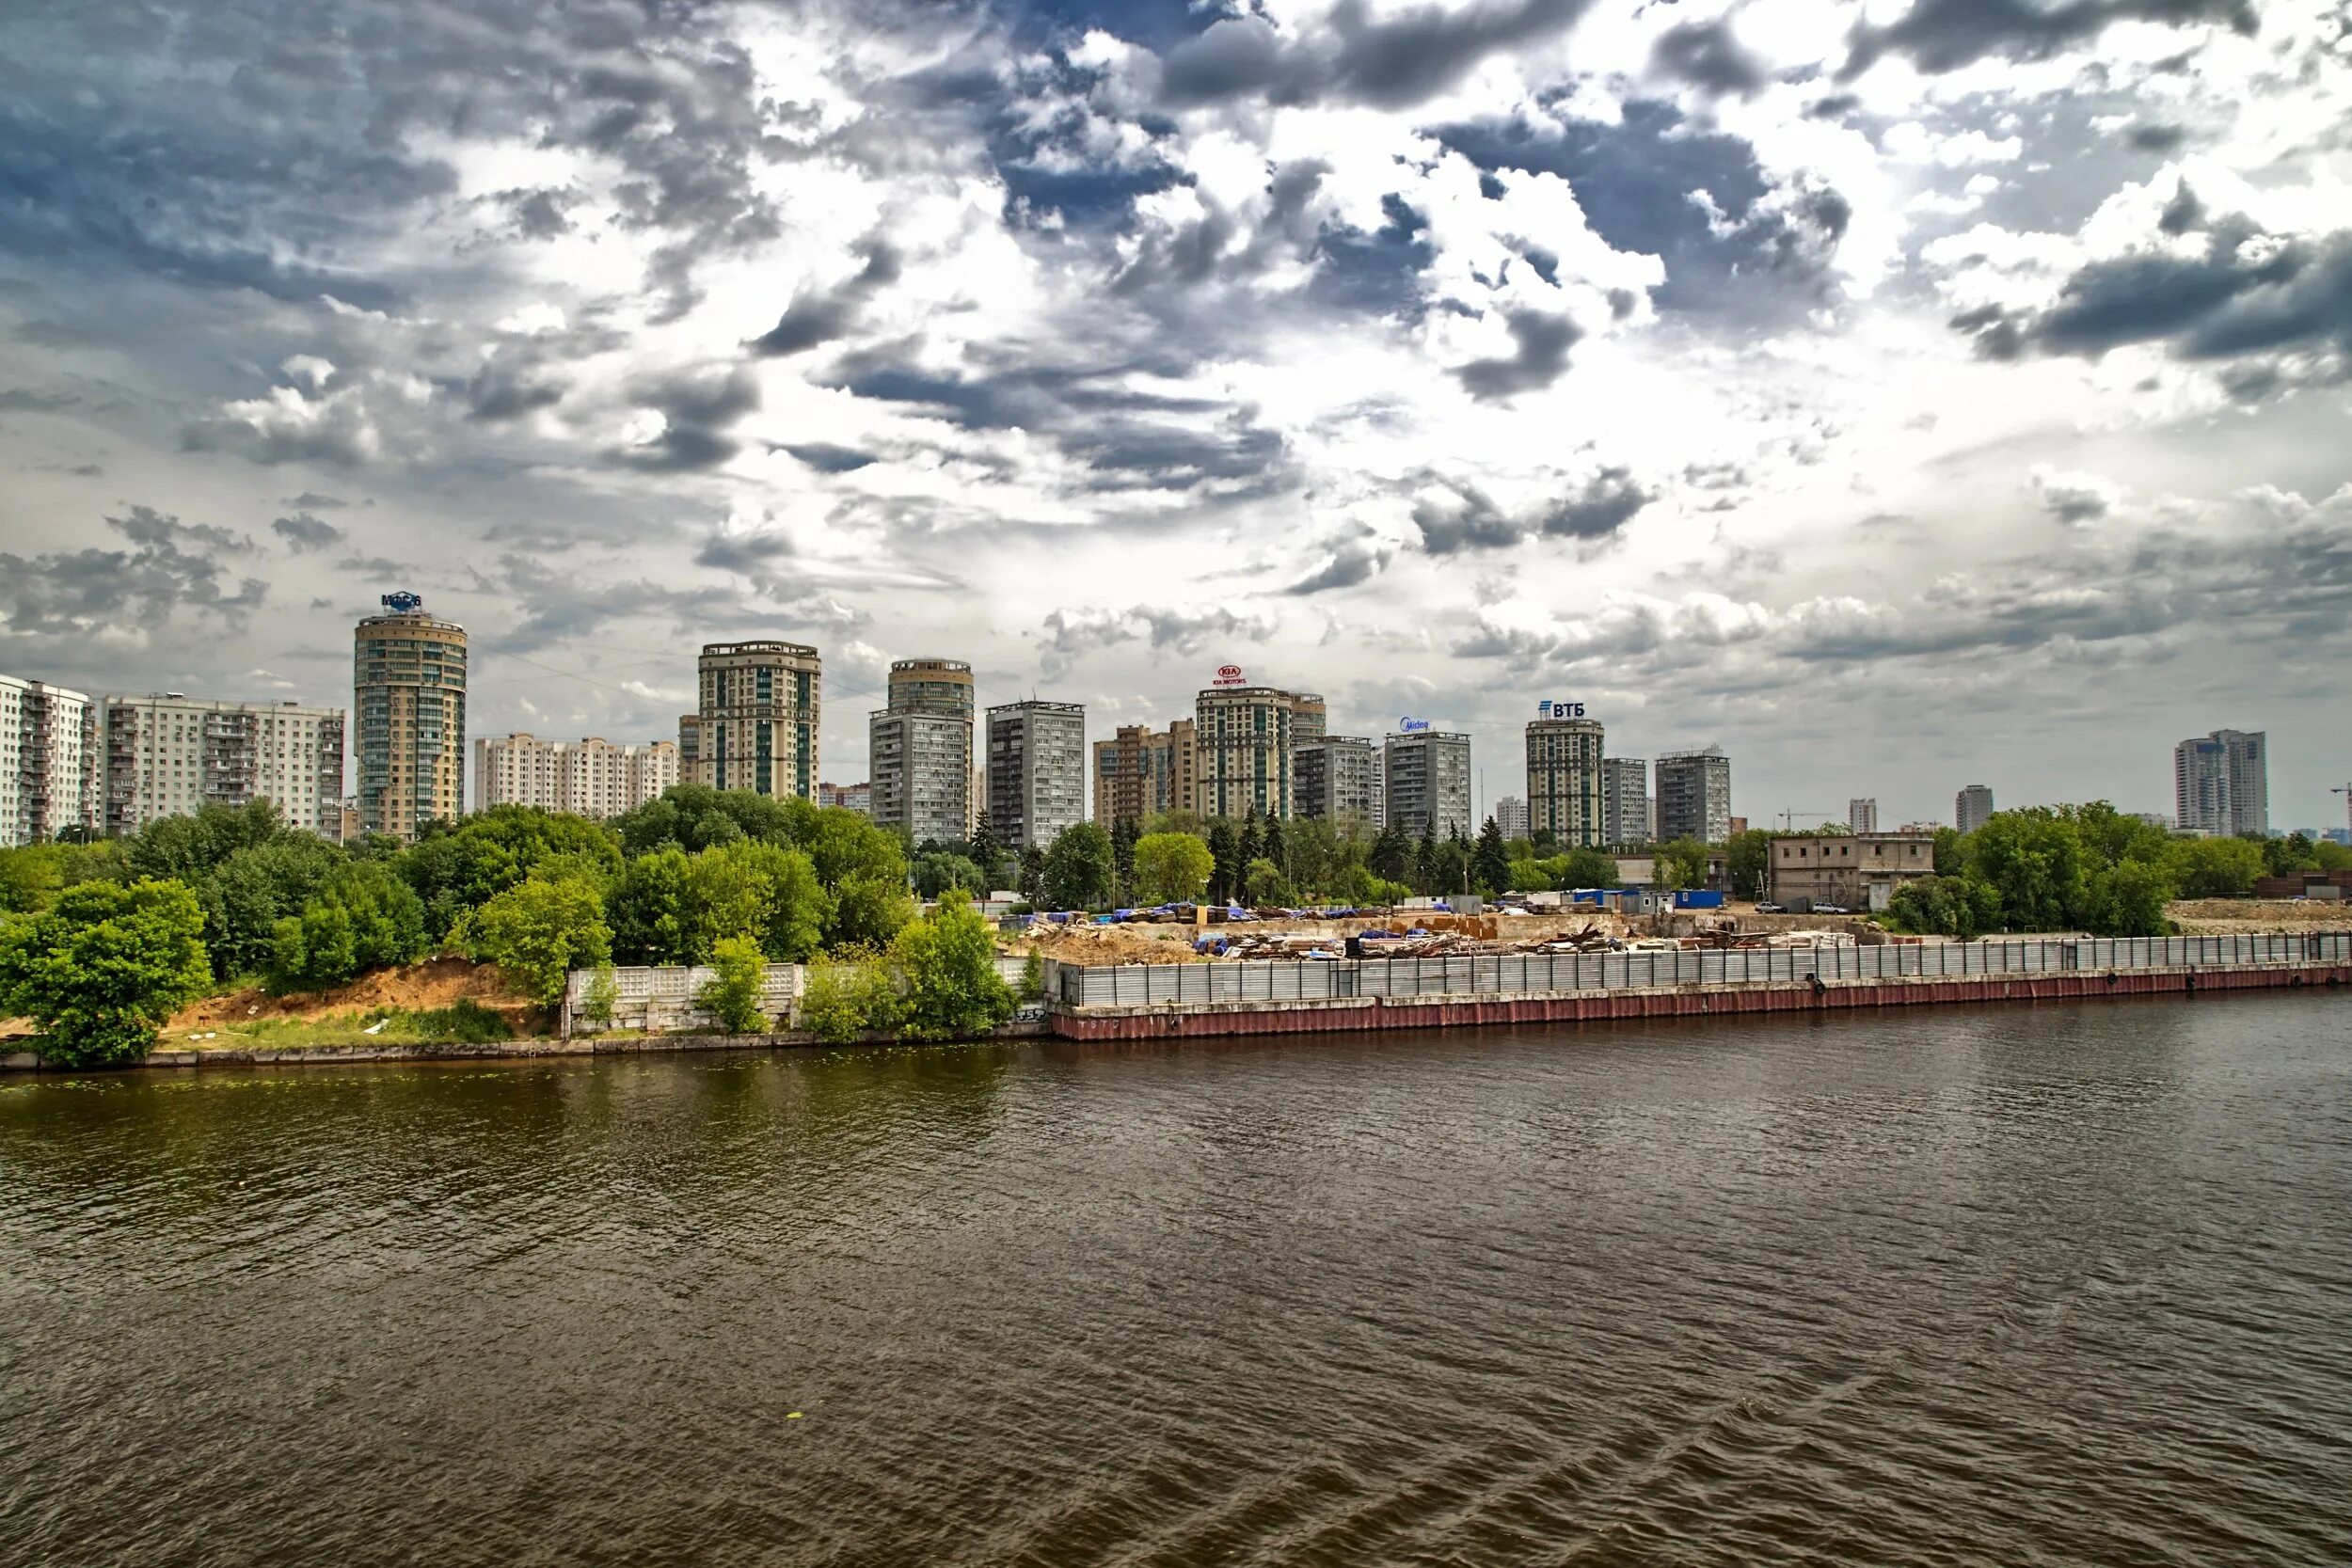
1526;715;1605;847
683;641;819;800
869;658;974;845
103;694;344;839
1769;832;1937;913
472;734;675;818
1601;757;1650;847
1656;747;1731;845
1093;719;1197;827
1;673;93;847
2174;730;2266;837
1385;729;1472;841
988;700;1086;849
1295;735;1382;827
1954;784;1995;834
354;593;467;842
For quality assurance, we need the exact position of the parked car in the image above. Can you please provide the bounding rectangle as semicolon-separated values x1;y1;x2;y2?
1754;902;1786;913
1814;903;1851;914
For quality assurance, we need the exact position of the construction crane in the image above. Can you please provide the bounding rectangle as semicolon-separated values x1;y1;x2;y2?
1777;809;1840;832
2335;784;2351;834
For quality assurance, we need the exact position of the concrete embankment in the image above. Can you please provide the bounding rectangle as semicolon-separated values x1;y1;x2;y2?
1048;962;2352;1041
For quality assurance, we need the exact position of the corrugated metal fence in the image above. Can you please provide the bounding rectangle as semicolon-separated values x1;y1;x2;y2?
1055;933;2352;1008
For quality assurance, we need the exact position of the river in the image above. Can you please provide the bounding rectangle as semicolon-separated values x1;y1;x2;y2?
5;996;2350;1566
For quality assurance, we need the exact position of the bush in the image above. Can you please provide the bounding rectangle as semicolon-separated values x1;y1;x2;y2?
699;935;771;1033
0;879;213;1067
580;964;619;1028
1020;948;1044;1004
458;877;613;1007
892;889;1015;1041
798;946;905;1044
268;862;430;994
410;999;513;1043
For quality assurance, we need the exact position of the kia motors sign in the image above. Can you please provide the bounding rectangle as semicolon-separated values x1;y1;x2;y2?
1212;664;1247;687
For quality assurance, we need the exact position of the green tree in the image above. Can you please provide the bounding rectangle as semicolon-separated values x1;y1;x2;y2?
199;834;345;979
1261;816;1287;879
459;877;614;1006
1016;845;1047;905
1414;826;1438;894
0;879;212;1067
1725;829;1772;900
2088;859;2174;937
1654;838;1709;892
968;817;1008;891
1557;847;1618;891
1428;837;1470;897
681;840;831;962
830;872;914;950
1472;816;1511;896
797;945;904;1043
1134;832;1215;903
0;840;132;914
2167;835;2265;899
1242;858;1295;907
801;808;910;895
892;889;1015;1041
2316;840;2352;873
1110;816;1140;902
267;861;430;993
913;851;987;900
1041;821;1115;911
698;935;771;1033
128;800;287;883
580;963;620;1029
1367;821;1413;886
1239;807;1263;871
609;847;691;964
1967;808;2090;930
1205;820;1242;905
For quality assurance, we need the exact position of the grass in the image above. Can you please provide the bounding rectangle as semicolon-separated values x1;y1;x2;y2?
180;1000;515;1049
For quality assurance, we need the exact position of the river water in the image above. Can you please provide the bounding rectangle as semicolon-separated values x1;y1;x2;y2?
5;996;2350;1567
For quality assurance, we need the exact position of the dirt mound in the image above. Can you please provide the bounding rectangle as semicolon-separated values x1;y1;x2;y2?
170;958;532;1030
2168;898;2352;934
1015;923;1202;965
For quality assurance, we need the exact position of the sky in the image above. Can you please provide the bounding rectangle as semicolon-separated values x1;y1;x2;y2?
3;0;2349;832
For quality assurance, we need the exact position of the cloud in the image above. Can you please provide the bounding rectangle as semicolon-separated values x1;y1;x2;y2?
610;365;760;472
1454;309;1580;399
1651;19;1770;99
1039;603;1280;677
2028;467;2122;525
1287;531;1396;594
271;511;346;552
1843;0;2258;80
1157;0;1597;111
0;505;266;642
1413;468;1652;554
748;240;902;356
0;388;82;412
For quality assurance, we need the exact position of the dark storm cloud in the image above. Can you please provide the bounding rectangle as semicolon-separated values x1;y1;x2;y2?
464;357;568;422
2158;182;2207;235
779;443;881;473
1651;20;1770;98
0;505;264;641
2128;123;2188;153
1957;222;2352;380
610;365;760;473
1286;531;1394;594
0;388;82;412
1842;0;2258;79
285;491;348;510
272;512;346;552
1413;468;1650;554
692;526;794;578
1157;0;1597;110
749;241;903;356
1455;309;1580;399
1438;104;1847;317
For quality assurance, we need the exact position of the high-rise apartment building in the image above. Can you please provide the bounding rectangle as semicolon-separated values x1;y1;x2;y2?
1955;784;1995;834
1195;687;1325;819
1093;721;1198;827
2174;730;2266;837
1385;730;1473;841
1295;735;1382;826
100;694;343;839
354;593;467;842
870;658;974;846
1656;746;1732;844
1601;757;1650;847
1;674;94;847
472;734;675;817
987;700;1086;849
1495;796;1529;841
1526;716;1605;847
1848;798;1879;834
685;641;819;800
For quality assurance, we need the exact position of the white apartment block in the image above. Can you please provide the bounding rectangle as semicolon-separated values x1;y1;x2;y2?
1848;797;1879;834
472;734;678;818
2;674;95;847
97;694;345;839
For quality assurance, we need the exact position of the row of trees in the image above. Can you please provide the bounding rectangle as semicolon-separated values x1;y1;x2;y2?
1883;806;2347;939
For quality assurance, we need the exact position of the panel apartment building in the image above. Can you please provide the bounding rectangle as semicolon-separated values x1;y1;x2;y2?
473;734;676;817
355;592;467;842
1093;719;1198;827
1601;756;1650;847
1295;734;1382;827
988;700;1086;849
1385;729;1472;841
869;658;974;845
101;694;344;839
0;673;93;847
682;641;820;800
1656;746;1732;844
1954;784;1995;834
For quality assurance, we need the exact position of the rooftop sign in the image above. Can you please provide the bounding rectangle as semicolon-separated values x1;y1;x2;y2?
1212;664;1247;687
1538;700;1586;718
1399;717;1431;733
381;591;423;614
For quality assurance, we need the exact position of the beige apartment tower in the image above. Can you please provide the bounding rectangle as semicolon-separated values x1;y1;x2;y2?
1092;719;1197;827
684;641;821;800
1526;716;1606;847
1195;687;1317;820
354;593;467;842
870;658;974;844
